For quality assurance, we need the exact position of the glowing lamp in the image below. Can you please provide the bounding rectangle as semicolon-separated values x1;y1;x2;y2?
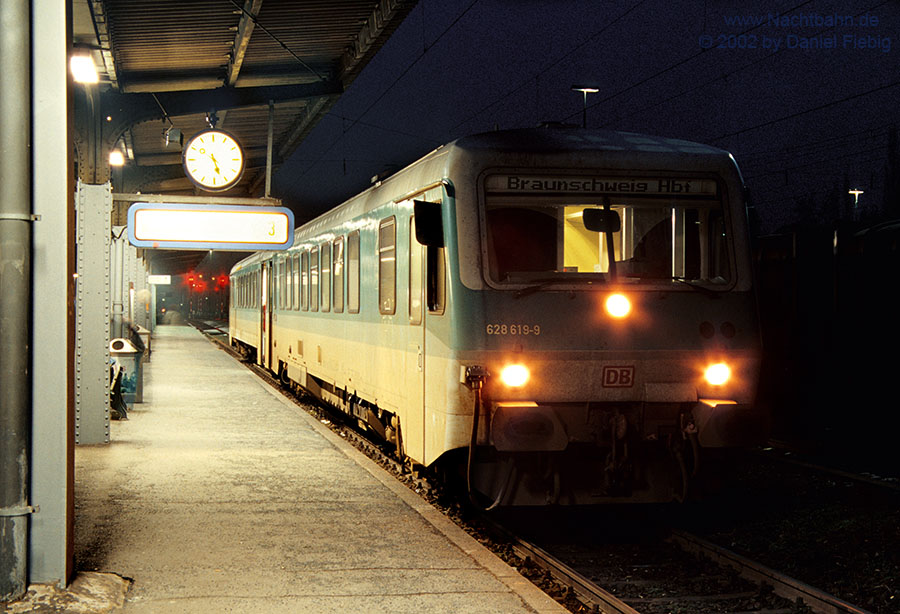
605;293;631;318
70;55;99;84
704;363;731;386
499;364;530;388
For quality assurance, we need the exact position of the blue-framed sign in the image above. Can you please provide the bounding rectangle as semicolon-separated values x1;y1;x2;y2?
127;202;294;251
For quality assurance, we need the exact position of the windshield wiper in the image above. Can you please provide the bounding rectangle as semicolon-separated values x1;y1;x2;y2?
512;277;604;299
671;277;720;297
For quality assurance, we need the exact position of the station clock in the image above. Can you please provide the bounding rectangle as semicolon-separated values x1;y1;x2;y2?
182;129;245;192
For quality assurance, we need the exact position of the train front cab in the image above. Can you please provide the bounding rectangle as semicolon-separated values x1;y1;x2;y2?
436;147;763;506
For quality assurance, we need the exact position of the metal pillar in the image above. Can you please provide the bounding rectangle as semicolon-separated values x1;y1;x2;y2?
29;0;74;586
133;252;150;331
150;283;158;332
111;226;126;340
76;182;111;445
0;0;33;600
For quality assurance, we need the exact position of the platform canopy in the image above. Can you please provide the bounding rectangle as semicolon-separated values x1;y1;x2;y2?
72;0;417;273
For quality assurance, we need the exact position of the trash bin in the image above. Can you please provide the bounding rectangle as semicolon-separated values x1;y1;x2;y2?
135;325;151;362
110;337;143;404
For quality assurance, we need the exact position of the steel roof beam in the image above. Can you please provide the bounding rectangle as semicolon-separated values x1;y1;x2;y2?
226;0;264;87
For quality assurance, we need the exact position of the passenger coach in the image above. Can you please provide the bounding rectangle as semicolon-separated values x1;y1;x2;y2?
230;126;763;506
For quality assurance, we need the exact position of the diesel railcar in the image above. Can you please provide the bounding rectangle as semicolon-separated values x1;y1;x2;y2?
230;126;763;506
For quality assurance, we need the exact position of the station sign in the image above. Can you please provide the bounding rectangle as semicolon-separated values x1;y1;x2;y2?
127;202;294;251
147;275;171;285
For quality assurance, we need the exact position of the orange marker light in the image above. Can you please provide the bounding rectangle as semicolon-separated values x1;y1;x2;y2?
704;363;731;386
605;293;631;318
499;364;530;387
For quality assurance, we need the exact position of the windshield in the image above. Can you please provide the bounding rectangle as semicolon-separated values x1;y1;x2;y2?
483;175;732;287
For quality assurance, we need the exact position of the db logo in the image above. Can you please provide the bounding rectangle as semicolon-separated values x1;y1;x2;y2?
602;366;635;388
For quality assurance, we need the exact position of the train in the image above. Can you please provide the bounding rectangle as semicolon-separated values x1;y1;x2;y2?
229;126;763;506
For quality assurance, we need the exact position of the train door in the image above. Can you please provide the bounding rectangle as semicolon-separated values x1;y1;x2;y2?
260;260;273;369
405;215;426;462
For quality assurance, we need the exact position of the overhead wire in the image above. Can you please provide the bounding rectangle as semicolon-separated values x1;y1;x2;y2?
743;146;890;180
711;81;900;142
739;123;894;160
226;0;328;82
295;0;481;179
737;129;893;178
552;0;817;126
447;0;653;133
589;0;894;133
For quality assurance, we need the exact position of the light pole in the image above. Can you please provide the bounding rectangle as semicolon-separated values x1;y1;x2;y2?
572;85;599;128
849;189;864;220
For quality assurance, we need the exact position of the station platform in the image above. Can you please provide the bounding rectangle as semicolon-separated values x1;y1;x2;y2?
73;325;566;613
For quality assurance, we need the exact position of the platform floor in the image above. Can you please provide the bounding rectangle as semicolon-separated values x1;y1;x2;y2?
74;325;566;613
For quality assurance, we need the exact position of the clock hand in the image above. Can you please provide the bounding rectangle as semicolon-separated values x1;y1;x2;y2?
210;153;221;174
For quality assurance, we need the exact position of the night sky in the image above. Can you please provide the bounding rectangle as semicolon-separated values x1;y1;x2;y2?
272;0;900;235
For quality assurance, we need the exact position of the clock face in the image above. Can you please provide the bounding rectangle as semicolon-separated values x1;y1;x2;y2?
182;129;245;192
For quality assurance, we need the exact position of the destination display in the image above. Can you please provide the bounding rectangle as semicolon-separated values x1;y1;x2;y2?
485;175;718;196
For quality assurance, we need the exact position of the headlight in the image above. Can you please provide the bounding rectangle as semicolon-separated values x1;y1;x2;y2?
704;362;731;386
605;293;631;319
499;364;530;387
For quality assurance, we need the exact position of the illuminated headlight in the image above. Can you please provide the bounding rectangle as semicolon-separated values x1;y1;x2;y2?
499;364;530;387
605;293;631;319
704;362;731;386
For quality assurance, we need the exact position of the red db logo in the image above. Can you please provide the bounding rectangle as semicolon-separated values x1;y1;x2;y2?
602;366;634;388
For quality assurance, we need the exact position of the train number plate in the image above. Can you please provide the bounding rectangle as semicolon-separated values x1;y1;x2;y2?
485;323;541;336
602;366;635;387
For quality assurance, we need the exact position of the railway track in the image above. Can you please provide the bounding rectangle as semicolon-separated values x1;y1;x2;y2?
756;442;900;493
485;514;873;614
196;325;884;614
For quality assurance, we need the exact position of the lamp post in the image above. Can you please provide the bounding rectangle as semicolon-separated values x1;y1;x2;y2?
849;189;864;220
572;85;599;128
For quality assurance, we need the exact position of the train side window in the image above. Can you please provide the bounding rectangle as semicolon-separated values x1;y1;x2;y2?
285;255;293;310
273;260;278;310
282;258;288;310
427;245;446;314
310;246;319;312
409;216;423;325
321;241;331;312
281;258;287;310
300;250;309;311
275;259;281;310
293;253;300;310
348;231;360;314
379;217;396;315
333;237;344;313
